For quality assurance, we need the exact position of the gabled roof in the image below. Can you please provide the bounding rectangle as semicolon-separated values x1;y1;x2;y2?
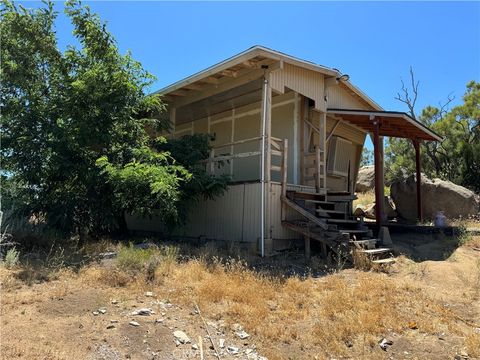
155;45;382;111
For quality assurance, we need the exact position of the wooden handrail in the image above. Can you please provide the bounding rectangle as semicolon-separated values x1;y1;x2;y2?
211;136;262;149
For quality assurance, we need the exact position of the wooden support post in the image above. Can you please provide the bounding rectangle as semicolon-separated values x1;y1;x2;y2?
413;139;423;222
281;139;288;221
372;117;384;226
305;235;311;261
315;146;321;192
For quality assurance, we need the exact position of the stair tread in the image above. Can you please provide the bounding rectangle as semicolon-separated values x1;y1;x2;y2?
315;209;346;214
326;218;358;224
340;229;369;234
371;258;396;264
305;200;336;205
358;248;392;254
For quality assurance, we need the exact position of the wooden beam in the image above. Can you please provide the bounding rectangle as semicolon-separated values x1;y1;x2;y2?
220;69;238;78
413;140;423;222
172;68;264;108
170;89;190;97
201;76;219;85
372;117;384;226
183;83;203;91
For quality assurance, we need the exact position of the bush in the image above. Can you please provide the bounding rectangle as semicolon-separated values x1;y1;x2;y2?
4;247;20;269
116;244;157;273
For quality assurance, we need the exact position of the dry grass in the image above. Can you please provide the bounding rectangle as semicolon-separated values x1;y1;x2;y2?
1;239;479;359
353;190;375;208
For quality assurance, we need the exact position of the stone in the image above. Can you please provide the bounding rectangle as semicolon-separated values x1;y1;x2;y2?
191;344;198;350
110;320;118;323
356;165;375;193
145;291;154;297
227;346;240;355
106;324;115;329
129;321;140;327
92;311;99;316
98;308;107;314
111;299;118;304
173;330;191;344
391;174;479;222
235;330;250;339
131;308;154;316
219;338;225;348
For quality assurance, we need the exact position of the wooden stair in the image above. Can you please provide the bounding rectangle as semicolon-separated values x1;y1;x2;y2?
281;189;395;264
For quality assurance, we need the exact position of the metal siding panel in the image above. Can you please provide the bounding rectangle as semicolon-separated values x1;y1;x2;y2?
242;183;261;242
328;86;369;110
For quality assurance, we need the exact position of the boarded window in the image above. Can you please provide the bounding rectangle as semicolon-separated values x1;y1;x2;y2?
327;136;353;177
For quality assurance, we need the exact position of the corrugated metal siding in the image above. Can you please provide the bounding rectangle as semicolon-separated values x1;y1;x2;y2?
327;85;369;110
126;182;303;243
271;63;325;111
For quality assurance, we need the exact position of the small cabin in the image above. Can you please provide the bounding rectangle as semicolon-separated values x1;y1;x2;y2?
127;46;441;257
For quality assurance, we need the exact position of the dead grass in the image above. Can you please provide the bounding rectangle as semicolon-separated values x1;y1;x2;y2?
353;190;375;208
1;239;479;359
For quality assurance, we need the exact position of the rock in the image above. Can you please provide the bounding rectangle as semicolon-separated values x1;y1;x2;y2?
235;330;250;339
227;346;240;355
131;308;154;316
391;174;479;221
145;291;154;297
155;318;164;323
92;311;99;316
379;338;393;351
355;197;396;219
191;344;198;350
173;330;191;344
111;299;118;304
219;338;225;348
356;165;375;192
129;321;140;327
98;308;107;314
106;324;115;329
110;319;118;323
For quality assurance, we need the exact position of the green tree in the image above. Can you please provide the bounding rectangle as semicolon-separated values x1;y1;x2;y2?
385;68;480;191
360;147;373;167
1;1;227;237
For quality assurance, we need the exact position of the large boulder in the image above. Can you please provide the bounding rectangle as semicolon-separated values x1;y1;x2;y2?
391;174;479;222
356;165;375;193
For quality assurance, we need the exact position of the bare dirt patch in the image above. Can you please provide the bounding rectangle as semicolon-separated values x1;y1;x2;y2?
1;237;479;360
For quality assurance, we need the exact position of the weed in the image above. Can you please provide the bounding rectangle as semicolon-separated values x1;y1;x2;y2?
352;248;371;271
4;247;20;269
116;243;157;273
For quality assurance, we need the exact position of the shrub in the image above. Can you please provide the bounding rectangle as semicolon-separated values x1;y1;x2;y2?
4;247;20;269
116;244;157;273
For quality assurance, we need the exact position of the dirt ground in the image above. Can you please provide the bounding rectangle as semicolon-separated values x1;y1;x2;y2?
1;233;479;360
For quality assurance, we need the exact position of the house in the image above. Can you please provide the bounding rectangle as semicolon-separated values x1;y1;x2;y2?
127;46;442;258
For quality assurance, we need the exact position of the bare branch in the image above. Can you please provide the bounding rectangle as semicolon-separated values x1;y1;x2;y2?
395;66;419;119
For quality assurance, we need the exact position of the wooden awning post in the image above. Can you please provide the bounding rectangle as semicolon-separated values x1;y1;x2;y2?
372;116;384;226
413;139;423;222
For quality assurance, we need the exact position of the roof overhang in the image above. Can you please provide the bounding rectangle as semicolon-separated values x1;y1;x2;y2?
155;46;381;110
327;109;443;142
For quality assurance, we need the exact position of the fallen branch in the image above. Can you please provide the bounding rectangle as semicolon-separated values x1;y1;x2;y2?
195;302;221;360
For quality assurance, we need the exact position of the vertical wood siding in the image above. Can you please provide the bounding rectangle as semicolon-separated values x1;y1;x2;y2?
271;64;325;111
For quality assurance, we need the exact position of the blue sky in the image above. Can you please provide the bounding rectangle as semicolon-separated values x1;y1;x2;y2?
24;1;480;113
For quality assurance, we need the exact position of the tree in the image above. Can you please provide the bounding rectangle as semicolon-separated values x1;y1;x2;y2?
360;147;373;167
385;67;480;191
1;1;227;237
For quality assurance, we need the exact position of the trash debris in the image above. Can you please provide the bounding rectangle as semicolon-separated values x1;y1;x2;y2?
145;291;154;297
379;338;393;351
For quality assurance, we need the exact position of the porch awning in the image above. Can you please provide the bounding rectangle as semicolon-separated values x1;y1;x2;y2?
327;109;443;142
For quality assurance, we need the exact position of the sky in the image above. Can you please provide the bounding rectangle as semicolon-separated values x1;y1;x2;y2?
20;1;480;123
